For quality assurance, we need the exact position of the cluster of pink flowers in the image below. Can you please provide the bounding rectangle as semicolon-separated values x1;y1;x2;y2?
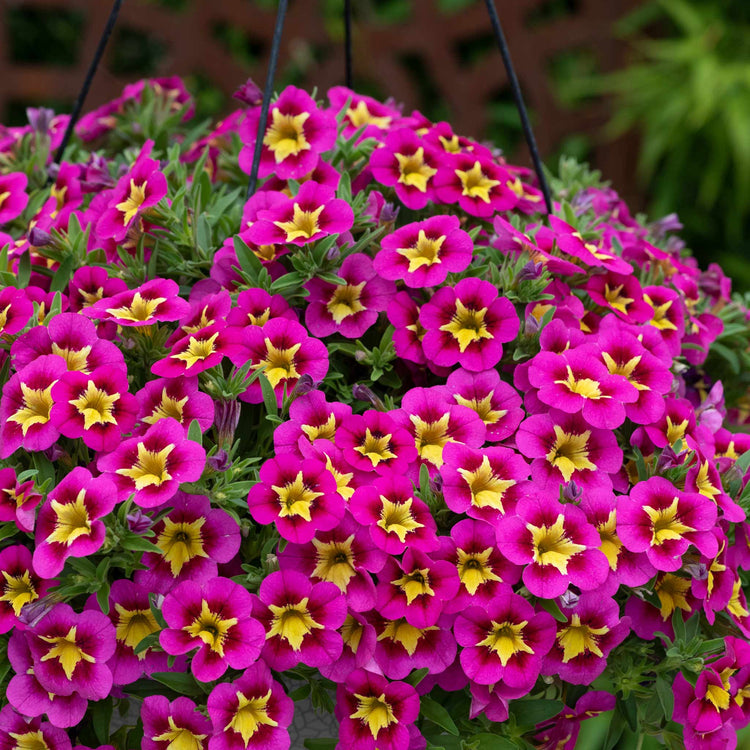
0;77;748;749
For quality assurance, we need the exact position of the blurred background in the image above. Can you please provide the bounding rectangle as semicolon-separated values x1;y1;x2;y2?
1;0;749;287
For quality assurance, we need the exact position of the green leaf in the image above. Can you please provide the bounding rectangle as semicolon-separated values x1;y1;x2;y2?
195;214;212;252
671;608;686;642
234;236;264;278
421;696;459;735
150;671;203;696
258;372;278;417
509;698;563;727
49;255;74;293
121;533;162;554
91;697;113;745
96;580;111;615
303;741;337;750
187;419;203;445
655;675;674;720
134;631;161;655
403;667;430;687
0;523;20;543
17;251;31;288
602;708;626;750
419;463;432;499
467;735;517;750
537;598;568;623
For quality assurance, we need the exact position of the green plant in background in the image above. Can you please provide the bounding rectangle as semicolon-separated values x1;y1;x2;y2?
583;0;750;288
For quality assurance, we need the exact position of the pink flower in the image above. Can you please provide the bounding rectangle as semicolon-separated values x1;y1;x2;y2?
0;706;72;750
420;278;519;371
152;324;244;378
239;85;337;180
0;545;50;633
247;181;353;246
33;468;118;578
328;86;400;138
387;291;428;366
0;172;29;224
135;377;214;435
305;253;395;338
0;286;34;336
375;215;473;288
0;467;42;532
160;576;265;682
97;417;206;507
141;696;212;750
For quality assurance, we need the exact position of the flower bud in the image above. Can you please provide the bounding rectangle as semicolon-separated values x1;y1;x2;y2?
559;588;580;609
214;399;241;449
27;107;55;136
29;227;52;248
126;508;152;534
233;78;263;106
562;481;582;503
352;384;385;410
207;449;232;472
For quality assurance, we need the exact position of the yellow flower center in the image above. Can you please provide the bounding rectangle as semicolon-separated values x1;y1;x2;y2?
225;689;278;744
601;352;648;390
455;161;500;202
171;332;219;369
457;455;515;512
477;620;533;666
273;203;325;242
397;230;445;272
354;428;396;467
266;597;324;651
0;569;38;616
115;603;160;651
8;382;56;436
597;510;622;571
47;490;92;546
554;365;605;400
326;282;366;324
115;179;148;225
391;567;434;605
454;394;506;426
347;101;392;130
106;292;167;323
410;412;454;468
693;461;720;500
394;147;437;192
556;614;609;662
377;618;436;656
545;425;596;482
156;517;209;576
728;578;750;619
644;294;678;332
253;339;301;389
644;496;695;546
342;614;365;652
603;283;634;314
456;547;502;595
350;693;398;740
705;683;731;712
142;389;189;426
39;625;96;680
183;600;238;657
300;413;337;442
439;299;493;353
116;442;175;490
51;342;93;372
527;514;586;574
68;381;120;430
263;109;311;163
8;731;51;750
655;574;692;620
665;417;689;446
272;470;323;523
152;716;208;750
377;496;423;543
312;535;357;591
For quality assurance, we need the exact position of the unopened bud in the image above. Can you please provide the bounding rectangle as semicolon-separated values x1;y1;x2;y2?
352;384;385;410
214;399;241;449
683;562;708;580
29;227;52;247
207;449;232;472
126;508;152;534
27;107;55;136
233;78;263;107
562;481;582;503
559;589;580;609
516;260;543;282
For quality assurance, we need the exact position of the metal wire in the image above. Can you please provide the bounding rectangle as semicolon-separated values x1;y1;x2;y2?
53;0;124;166
483;0;553;215
344;0;353;88
246;0;289;200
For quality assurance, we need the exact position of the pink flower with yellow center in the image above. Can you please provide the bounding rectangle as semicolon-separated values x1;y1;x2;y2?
0;354;67;458
375;215;473;288
305;253;395;338
0;545;50;633
435;152;517;217
336;668;421;750
96;140;168;242
0;171;29;224
135;491;241;595
387;291;428;366
152;324;244;378
249;454;344;544
142;696;212;750
231;318;329;406
0;466;42;532
225;287;297;330
515;409;622;492
617;476;718;572
135;376;214;435
534;692;616;750
160;577;265;682
328;85;401;138
369;128;441;209
32;468;117;578
495;496;609;598
66;265;128;312
239;85;337;180
441;443;529;522
246;181;353;247
50;366;138;452
420;277;519;372
85;278;191;327
207;660;294;750
586;271;652;323
320;612;377;682
0;286;34;337
350;474;438;555
454;587;556;688
549;216;633;275
256;570;346;671
97;417;206;508
643;284;685;357
0;706;72;750
27;602;115;700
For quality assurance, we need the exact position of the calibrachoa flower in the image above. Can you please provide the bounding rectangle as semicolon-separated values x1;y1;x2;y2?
33;468;118;578
454;586;556;688
26;602;115;700
534;691;617;750
160;576;265;681
0;706;72;750
336;668;421;750
0;545;50;633
0;466;42;531
305;253;395;338
135;376;215;434
375;215;473;288
0;285;34;336
152;324;243;378
617;476;719;572
136;491;241;594
206;661;294;750
255;570;347;671
420;277;519;371
141;696;212;750
249;454;344;544
97;417;206;507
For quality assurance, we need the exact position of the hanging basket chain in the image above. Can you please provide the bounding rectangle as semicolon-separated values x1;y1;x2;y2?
483;0;553;215
53;0;124;167
344;0;354;89
245;0;289;201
